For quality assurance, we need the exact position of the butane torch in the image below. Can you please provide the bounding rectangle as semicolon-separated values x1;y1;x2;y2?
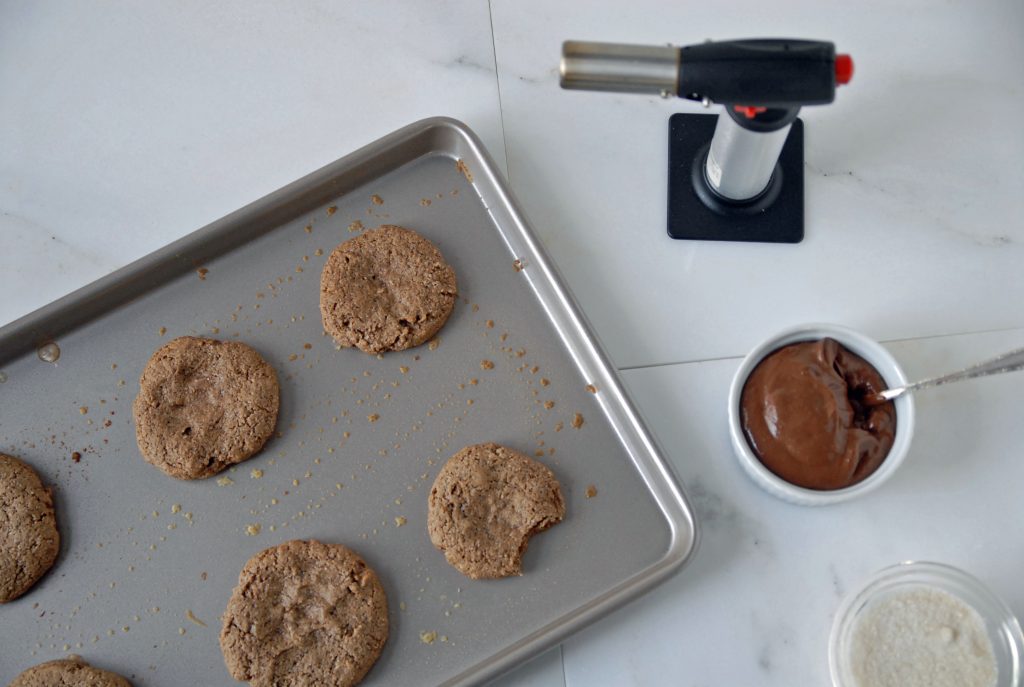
560;39;853;243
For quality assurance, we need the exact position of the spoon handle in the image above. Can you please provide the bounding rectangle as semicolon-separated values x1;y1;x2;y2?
879;346;1024;402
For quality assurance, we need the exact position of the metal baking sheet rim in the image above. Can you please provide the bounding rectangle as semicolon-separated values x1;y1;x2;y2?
0;117;699;686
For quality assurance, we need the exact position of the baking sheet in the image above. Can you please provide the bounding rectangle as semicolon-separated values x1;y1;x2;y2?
0;118;696;686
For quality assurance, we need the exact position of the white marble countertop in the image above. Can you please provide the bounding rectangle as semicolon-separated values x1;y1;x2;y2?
2;1;1022;685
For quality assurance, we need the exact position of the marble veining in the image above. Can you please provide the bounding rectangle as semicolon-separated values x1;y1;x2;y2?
0;0;507;328
491;0;1024;369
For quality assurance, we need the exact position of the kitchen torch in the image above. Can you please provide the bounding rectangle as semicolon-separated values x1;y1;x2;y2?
560;39;853;243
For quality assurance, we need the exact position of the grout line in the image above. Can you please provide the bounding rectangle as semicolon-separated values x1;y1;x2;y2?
616;324;1024;372
618;353;743;372
487;0;512;181
875;324;1024;346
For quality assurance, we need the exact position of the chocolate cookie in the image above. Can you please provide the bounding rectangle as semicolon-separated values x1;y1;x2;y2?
220;540;388;687
319;225;457;353
428;443;565;579
0;454;59;603
132;337;279;480
9;657;132;686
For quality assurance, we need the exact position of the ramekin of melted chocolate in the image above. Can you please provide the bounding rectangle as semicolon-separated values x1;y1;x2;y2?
740;338;896;491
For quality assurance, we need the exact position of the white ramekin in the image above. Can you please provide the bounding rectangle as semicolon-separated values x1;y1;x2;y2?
727;323;915;506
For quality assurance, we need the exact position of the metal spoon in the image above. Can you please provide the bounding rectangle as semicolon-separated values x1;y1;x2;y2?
863;346;1024;406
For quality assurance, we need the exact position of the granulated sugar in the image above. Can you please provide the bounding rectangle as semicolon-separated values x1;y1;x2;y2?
849;586;997;687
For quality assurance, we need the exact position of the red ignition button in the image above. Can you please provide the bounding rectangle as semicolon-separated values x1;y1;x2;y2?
733;105;768;119
835;54;854;85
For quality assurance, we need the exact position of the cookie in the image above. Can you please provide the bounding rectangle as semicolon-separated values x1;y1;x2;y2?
132;337;279;480
428;443;565;579
320;225;457;353
9;657;132;686
220;540;388;687
0;453;59;603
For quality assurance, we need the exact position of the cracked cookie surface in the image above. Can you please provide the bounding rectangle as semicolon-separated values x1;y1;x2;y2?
9;657;132;686
132;337;279;480
220;540;388;687
428;443;565;579
0;453;59;603
319;225;457;354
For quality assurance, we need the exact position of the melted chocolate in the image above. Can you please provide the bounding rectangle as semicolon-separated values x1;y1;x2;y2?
740;338;896;490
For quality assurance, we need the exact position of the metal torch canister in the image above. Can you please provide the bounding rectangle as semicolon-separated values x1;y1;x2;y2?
704;107;799;202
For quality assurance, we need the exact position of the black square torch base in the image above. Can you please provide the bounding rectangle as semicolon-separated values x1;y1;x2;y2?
667;113;804;243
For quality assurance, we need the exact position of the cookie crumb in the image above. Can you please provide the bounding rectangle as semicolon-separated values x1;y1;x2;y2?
513;259;524;272
217;477;234;486
197;268;209;280
572;413;585;429
79;406;88;415
455;159;474;183
304;224;313;233
245;523;262;536
178;627;186;636
420;198;432;207
185;609;207;627
540;378;550;387
394;516;407;527
250;469;263;479
585;485;598;498
171;503;181;513
71;451;82;462
158;327;167;336
485;320;494;329
367;413;380;423
480;360;494;370
327;206;337;216
370;194;384;206
428;338;440;351
420;630;438;644
586;384;598;393
348;220;364;233
515;349;525;358
543;401;555;410
555;421;564;432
